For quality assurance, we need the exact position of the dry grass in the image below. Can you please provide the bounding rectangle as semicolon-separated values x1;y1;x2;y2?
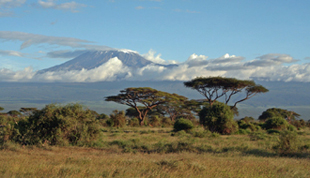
0;147;310;178
1;127;310;177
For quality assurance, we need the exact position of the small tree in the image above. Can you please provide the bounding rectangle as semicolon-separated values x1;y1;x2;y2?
184;77;268;108
106;87;185;126
259;108;300;123
199;102;238;134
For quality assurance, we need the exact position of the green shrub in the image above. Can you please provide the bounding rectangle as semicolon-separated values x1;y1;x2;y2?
267;129;281;134
199;102;238;135
264;117;289;130
109;110;126;128
13;103;101;146
128;118;140;127
236;128;251;135
173;118;194;132
148;115;161;127
238;120;261;132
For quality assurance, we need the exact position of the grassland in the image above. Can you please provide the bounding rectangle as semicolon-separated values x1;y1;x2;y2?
1;127;310;178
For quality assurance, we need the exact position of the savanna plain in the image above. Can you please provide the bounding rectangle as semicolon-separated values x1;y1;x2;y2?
1;126;310;178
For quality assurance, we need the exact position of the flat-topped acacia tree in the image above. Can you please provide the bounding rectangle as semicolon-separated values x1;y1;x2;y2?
184;76;268;108
105;87;186;126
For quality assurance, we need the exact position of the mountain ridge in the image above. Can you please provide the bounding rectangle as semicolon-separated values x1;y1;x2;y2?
38;50;154;73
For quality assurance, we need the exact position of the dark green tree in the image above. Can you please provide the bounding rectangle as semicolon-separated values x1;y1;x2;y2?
7;110;22;117
258;108;300;122
184;76;268;108
199;102;238;134
105;87;185;126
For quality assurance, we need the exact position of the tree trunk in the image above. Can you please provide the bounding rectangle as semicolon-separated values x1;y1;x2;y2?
139;119;144;126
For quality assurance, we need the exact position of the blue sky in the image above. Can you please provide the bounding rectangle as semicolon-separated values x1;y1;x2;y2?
0;0;310;82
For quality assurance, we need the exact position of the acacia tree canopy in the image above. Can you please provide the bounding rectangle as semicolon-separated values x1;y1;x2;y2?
105;87;186;125
184;76;268;108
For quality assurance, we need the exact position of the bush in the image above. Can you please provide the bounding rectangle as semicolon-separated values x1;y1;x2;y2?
109;110;126;128
199;102;238;135
161;117;173;127
237;120;262;133
148;115;161;127
128;118;140;127
13;103;101;146
173;118;194;132
264;117;290;130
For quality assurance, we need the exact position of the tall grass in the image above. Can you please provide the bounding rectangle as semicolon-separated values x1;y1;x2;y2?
1;127;310;177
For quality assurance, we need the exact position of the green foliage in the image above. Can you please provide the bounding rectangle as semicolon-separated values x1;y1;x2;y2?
97;113;109;120
199;102;238;135
109;110;126;128
0;107;3;112
173;118;194;132
106;87;186;126
237;119;261;133
148;115;161;127
258;108;300;122
7;110;22;117
184;76;268;108
264;117;290;130
13;103;101;146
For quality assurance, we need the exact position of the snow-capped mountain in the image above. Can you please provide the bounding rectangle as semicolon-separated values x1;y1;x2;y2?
38;49;154;73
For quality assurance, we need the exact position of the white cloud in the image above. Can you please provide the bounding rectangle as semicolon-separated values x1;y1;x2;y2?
0;67;35;82
142;49;177;64
37;0;87;12
185;53;208;67
1;52;310;83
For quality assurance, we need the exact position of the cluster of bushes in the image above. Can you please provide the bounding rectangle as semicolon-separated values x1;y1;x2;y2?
0;104;102;146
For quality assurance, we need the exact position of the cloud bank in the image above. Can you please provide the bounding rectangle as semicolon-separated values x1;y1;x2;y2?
1;51;310;83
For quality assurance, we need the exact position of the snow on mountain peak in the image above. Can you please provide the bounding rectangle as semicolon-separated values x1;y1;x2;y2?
118;49;138;54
